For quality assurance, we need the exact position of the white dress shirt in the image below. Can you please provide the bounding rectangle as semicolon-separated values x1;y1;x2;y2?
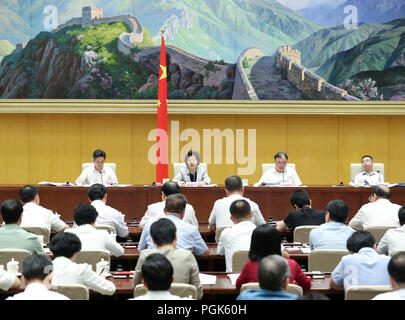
217;221;257;272
373;289;405;300
91;200;128;238
20;202;67;232
52;256;115;296
139;201;198;228
377;225;405;255
6;283;69;300
76;165;118;186
258;167;302;186
129;290;192;300
349;198;401;230
353;171;384;186
0;269;17;291
66;224;124;257
209;194;266;228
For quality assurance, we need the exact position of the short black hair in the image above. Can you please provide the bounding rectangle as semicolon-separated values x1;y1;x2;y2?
249;224;281;262
19;185;38;204
346;231;375;253
88;183;107;201
274;152;288;160
372;185;391;200
1;199;23;224
398;206;405;226
50;232;82;259
230;199;251;220
150;218;176;246
361;155;373;162
161;181;180;197
327;199;349;223
290;190;310;208
22;254;53;281
258;255;290;291
225;175;243;193
142;253;173;291
388;252;405;284
73;203;98;226
165;194;187;215
93;149;106;160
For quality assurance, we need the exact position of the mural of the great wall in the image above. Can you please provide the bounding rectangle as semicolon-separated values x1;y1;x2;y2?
1;0;405;101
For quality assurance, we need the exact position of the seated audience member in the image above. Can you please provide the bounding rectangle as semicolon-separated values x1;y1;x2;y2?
217;199;256;272
352;155;384;186
50;232;116;296
257;152;302;186
373;252;405;300
0;269;21;292
66;203;124;257
236;224;311;291
378;206;405;255
309;199;355;250
349;185;401;230
330;231;391;291
237;255;298;300
130;253;191;300
276;190;326;234
139;181;198;229
138;194;208;256
0;199;43;255
209;175;266;232
88;184;128;238
133;218;202;299
172;150;211;186
6;255;69;300
19;185;69;233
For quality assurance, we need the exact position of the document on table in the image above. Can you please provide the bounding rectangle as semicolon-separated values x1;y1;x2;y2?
199;273;217;285
301;248;311;254
38;181;66;186
227;273;240;286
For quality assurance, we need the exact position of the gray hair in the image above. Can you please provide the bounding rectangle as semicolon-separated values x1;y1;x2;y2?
258;254;290;290
184;150;200;164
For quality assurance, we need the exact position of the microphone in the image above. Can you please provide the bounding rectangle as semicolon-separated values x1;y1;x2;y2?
377;170;381;184
282;171;285;182
100;171;103;185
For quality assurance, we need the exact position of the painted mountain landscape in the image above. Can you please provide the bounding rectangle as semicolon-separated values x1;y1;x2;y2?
0;0;404;100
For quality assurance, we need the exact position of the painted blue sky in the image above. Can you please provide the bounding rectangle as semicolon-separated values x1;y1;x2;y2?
274;0;344;10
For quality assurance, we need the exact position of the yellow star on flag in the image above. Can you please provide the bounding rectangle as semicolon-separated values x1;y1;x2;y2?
157;99;166;108
159;65;167;80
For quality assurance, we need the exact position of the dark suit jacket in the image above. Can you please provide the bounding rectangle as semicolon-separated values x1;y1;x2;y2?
283;206;326;230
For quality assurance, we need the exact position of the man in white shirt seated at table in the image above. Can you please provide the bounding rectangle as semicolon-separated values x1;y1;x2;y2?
257;152;302;186
349;185;401;230
139;181;198;229
351;155;384;186
50;232;116;296
88;183;129;238
378;206;405;255
76;149;118;186
19;185;70;233
66;203;124;257
217;199;257;272
6;255;69;300
209;175;266;232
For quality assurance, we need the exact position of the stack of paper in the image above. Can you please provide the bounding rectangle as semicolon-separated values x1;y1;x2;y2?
227;273;240;286
199;273;217;285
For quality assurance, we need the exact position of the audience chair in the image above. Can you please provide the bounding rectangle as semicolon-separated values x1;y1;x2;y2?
240;282;259;292
94;224;116;234
21;226;50;243
286;283;303;296
350;163;384;184
261;163;296;176
51;284;89;300
232;250;249;273
345;285;392;300
173;163;208;178
215;226;232;243
82;163;117;174
293;225;319;243
308;249;350;272
0;249;31;272
75;250;110;272
133;283;198;299
239;282;303;296
390;250;405;256
364;226;397;243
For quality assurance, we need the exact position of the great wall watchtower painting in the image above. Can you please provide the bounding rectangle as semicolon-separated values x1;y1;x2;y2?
1;0;405;101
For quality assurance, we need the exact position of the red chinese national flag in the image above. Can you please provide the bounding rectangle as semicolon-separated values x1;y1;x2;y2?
156;35;168;184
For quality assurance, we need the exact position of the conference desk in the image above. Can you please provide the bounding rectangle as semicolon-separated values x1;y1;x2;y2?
1;185;404;223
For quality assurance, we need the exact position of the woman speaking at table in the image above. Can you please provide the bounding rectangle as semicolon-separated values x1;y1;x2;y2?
173;151;211;186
